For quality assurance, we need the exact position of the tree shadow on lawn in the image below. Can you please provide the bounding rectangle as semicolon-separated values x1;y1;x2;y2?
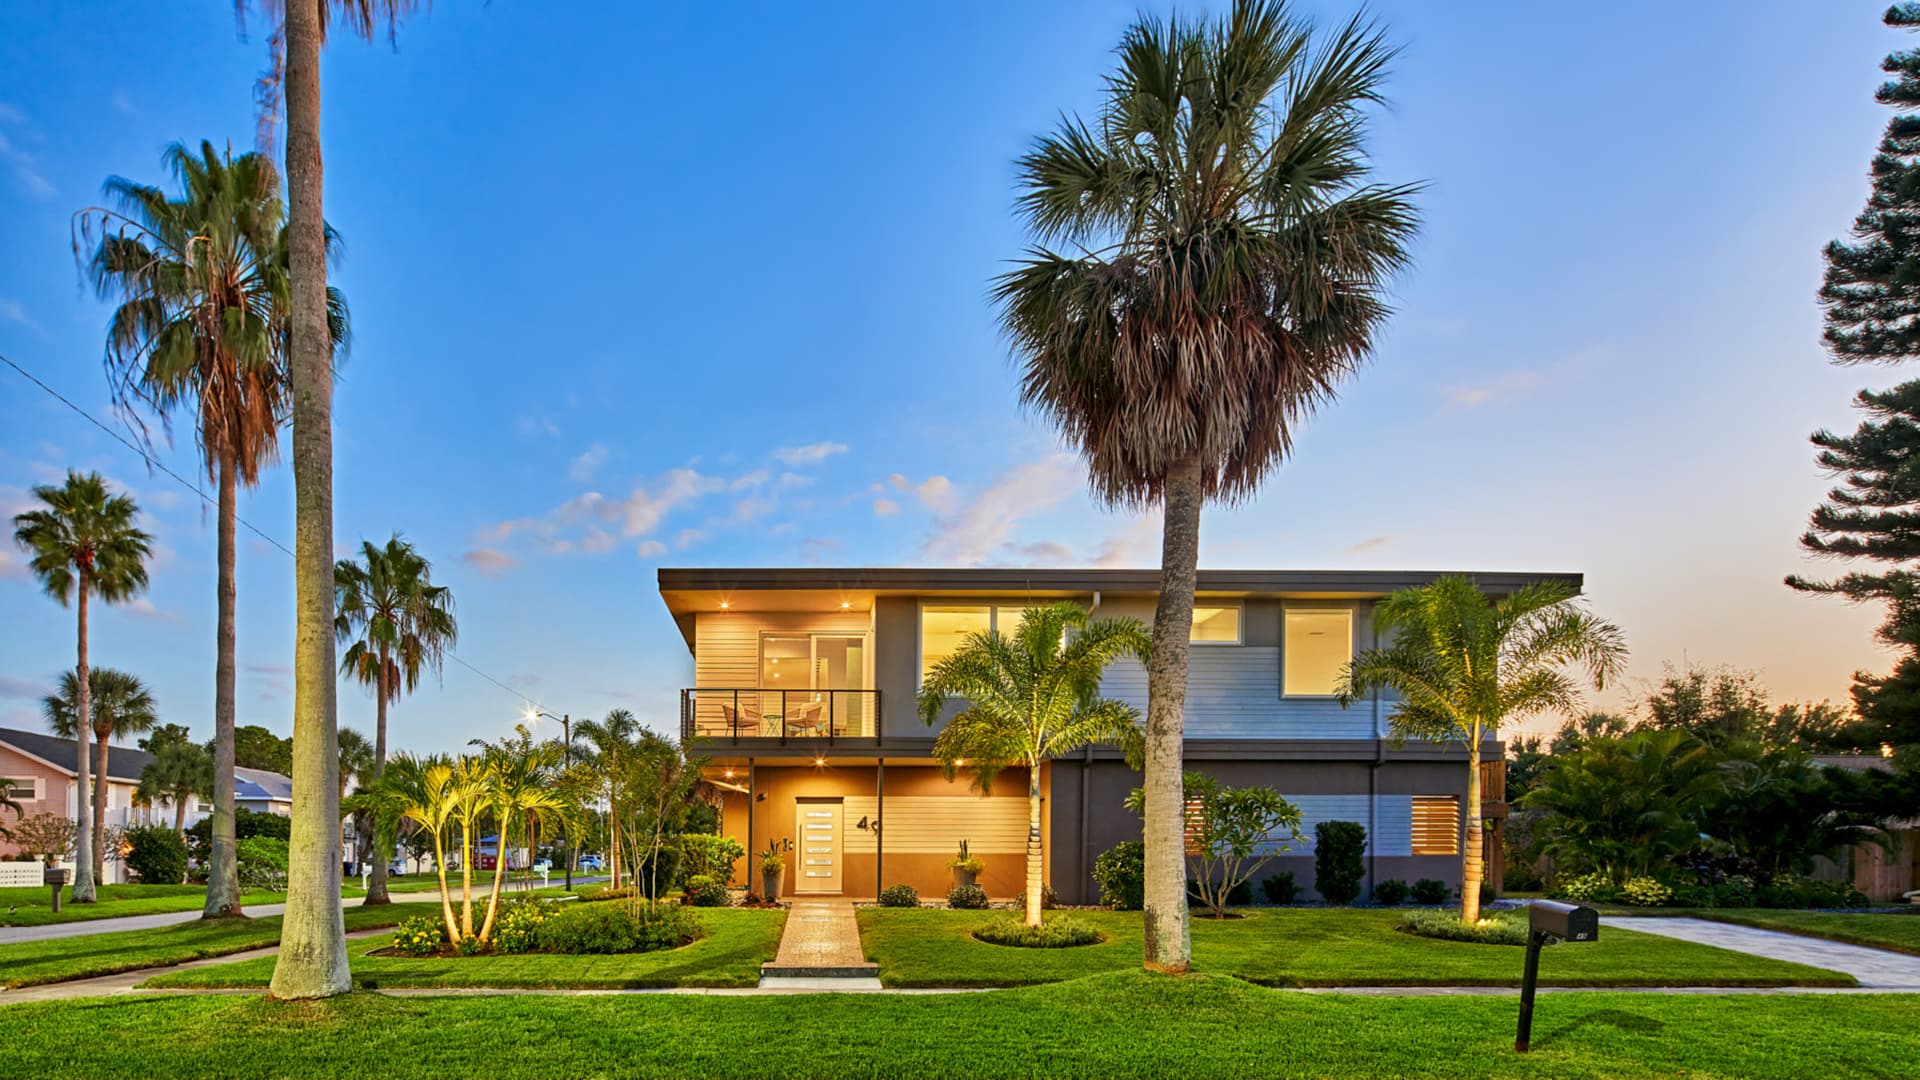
1532;1007;1666;1048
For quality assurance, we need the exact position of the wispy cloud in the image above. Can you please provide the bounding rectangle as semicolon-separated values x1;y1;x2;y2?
0;107;52;199
773;441;848;467
872;497;901;517
461;549;520;576
885;473;957;513
568;443;610;483
917;454;1083;566
1346;535;1391;555
1091;513;1161;568
636;540;667;558
514;413;561;438
1443;370;1544;410
0;297;39;332
0;548;26;582
124;597;182;624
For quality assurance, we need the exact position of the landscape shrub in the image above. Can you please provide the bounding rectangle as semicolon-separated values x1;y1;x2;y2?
1710;877;1756;908
494;897;557;953
185;808;290;867
683;874;729;907
947;883;989;910
971;916;1104;948
1092;841;1144;910
236;836;290;891
1042;883;1058;910
1621;876;1674;907
577;885;641;904
1398;908;1529;946
534;901;699;955
391;914;448;957
1372;879;1410;906
1314;821;1366;905
677;833;746;887
1260;871;1298;905
1410;878;1450;905
1549;870;1618;904
878;884;919;908
1754;875;1868;909
122;825;187;885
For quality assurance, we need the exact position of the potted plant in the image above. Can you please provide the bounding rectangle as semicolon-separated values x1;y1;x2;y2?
759;842;785;900
948;838;984;889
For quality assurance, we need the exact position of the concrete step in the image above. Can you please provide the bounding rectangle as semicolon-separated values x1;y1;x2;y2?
759;962;880;978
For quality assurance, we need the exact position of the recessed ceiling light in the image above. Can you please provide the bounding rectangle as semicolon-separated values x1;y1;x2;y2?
814;757;826;767
840;600;851;609
719;600;730;609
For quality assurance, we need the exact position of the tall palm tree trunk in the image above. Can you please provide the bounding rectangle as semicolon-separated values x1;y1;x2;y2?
71;572;96;904
366;656;391;904
460;826;474;936
1024;761;1044;928
478;827;511;942
206;450;243;917
92;736;110;883
173;796;188;840
1460;726;1484;924
432;830;458;942
1142;450;1202;973
268;0;350;1000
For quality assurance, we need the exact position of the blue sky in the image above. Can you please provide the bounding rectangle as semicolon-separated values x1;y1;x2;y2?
0;1;1905;752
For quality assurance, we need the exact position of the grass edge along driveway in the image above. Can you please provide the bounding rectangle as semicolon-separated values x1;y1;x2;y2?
0;904;415;989
856;908;1856;989
4;972;1919;1080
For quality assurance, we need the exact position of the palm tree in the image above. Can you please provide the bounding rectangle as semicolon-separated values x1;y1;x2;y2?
472;734;565;942
334;534;457;903
12;471;153;903
337;726;374;800
1336;576;1627;922
1521;729;1721;882
83;138;348;920
43;667;159;881
573;709;643;891
918;602;1149;927
996;0;1419;971
241;0;422;1001
352;753;464;942
136;740;214;840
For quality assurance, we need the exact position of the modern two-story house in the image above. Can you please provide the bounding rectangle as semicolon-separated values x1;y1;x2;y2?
661;567;1574;904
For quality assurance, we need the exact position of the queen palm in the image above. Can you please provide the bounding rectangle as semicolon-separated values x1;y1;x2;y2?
334;534;457;904
241;0;423;1000
1337;576;1627;923
12;472;152;903
137;740;214;840
43;667;159;881
473;736;566;942
918;602;1149;928
352;753;464;942
573;709;643;892
996;0;1419;970
84;139;347;919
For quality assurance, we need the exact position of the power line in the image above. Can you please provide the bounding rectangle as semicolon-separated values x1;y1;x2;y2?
2;350;546;712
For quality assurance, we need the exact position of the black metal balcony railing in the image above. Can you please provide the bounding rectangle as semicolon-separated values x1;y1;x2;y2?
679;688;881;744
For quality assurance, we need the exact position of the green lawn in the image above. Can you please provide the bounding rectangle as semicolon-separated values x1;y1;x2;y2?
856;909;1854;988
0;883;376;927
4;973;1917;1079
141;908;787;990
1691;910;1920;956
0;904;418;988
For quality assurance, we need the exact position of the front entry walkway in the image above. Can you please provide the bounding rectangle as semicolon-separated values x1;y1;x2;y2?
1603;916;1920;990
759;899;880;989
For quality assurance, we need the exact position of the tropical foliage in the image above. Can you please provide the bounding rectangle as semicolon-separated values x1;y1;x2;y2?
919;601;1148;927
136;738;214;838
12;470;153;903
1124;772;1299;919
1337;575;1626;923
998;0;1419;972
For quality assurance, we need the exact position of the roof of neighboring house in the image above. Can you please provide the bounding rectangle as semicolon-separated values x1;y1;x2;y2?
235;767;294;804
0;727;155;784
0;727;296;798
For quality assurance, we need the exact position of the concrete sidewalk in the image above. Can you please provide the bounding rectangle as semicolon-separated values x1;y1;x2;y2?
1602;916;1920;990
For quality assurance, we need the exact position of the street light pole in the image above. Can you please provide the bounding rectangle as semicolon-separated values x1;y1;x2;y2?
523;706;576;890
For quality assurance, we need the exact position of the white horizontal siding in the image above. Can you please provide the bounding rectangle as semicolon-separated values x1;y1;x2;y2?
1099;649;1375;739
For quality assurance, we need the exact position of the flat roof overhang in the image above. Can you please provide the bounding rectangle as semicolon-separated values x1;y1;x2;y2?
659;567;1582;648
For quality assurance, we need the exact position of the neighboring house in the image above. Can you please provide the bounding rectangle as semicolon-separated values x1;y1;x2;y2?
1813;753;1918;903
0;727;293;883
662;567;1572;904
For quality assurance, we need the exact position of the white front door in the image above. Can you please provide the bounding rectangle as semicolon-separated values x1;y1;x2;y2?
795;799;842;894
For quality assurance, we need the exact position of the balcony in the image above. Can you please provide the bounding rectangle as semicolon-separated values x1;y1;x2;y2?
680;688;881;744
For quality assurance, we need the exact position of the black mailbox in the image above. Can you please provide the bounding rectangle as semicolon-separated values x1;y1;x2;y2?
1528;900;1598;942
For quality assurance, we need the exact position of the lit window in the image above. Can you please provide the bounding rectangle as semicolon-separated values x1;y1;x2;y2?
1283;609;1352;696
1191;605;1241;643
922;605;1043;680
1412;796;1460;856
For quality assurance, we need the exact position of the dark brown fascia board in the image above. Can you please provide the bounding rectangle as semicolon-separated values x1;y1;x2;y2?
658;567;1581;597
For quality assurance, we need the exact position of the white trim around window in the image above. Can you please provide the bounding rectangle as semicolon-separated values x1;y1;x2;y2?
0;776;43;802
1280;604;1356;698
1189;602;1244;645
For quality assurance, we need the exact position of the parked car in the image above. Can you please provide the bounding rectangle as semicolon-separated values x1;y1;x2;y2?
577;854;604;871
532;858;553;872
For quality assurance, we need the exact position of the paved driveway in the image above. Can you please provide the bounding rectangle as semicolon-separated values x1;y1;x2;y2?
1603;916;1920;989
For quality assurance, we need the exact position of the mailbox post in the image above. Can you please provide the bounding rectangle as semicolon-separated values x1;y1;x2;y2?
44;866;68;914
1516;900;1599;1052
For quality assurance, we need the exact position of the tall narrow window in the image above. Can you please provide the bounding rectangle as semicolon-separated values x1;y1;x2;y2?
1411;796;1461;856
1283;608;1353;696
921;606;991;680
